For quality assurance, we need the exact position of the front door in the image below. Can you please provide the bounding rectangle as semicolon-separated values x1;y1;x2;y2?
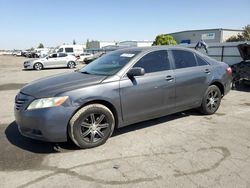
120;50;176;124
46;53;60;67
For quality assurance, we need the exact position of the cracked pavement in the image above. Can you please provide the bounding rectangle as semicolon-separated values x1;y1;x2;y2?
0;56;250;188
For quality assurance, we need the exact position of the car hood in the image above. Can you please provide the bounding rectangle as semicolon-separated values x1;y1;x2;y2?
20;72;107;98
238;43;250;61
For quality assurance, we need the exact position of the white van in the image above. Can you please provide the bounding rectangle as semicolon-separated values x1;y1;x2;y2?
57;45;85;56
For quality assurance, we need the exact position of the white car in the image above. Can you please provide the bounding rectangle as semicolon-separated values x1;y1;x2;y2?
78;52;93;62
23;53;77;70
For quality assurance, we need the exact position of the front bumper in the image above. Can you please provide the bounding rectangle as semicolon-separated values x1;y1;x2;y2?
14;93;78;142
23;63;33;70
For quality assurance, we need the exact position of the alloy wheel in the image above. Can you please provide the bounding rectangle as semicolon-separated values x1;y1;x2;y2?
79;113;109;143
206;90;219;111
34;63;42;70
68;62;75;69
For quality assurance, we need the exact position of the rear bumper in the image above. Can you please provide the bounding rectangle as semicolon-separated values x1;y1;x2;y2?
15;105;77;142
223;75;232;96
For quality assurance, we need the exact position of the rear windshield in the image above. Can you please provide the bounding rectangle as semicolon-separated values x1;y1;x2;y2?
80;50;141;76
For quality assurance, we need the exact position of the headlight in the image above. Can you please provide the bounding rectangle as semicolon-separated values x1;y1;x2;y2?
27;96;68;110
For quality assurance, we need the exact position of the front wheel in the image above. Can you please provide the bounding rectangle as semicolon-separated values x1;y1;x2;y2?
33;63;43;70
67;61;75;69
68;104;115;149
199;85;222;115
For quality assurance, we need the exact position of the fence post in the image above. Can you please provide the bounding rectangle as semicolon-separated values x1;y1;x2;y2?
221;46;224;62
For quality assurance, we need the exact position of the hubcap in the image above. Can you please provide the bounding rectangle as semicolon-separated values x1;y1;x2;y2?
206;90;219;111
79;113;109;143
35;64;41;70
69;62;74;68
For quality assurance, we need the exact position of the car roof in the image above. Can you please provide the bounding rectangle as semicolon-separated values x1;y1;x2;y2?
114;45;197;53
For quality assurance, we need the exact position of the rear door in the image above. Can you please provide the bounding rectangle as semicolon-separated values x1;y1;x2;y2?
120;50;176;124
171;50;211;110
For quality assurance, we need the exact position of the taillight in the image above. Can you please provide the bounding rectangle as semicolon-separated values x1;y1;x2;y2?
226;67;232;76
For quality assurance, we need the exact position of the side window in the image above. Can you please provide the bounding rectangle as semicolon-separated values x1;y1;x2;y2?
65;48;74;53
172;50;197;69
59;53;67;57
133;50;170;73
50;53;57;58
196;54;208;66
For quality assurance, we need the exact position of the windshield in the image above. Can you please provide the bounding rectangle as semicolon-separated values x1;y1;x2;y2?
80;50;141;76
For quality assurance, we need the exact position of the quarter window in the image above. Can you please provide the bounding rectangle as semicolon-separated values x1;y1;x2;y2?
133;50;170;73
196;54;208;66
172;50;197;69
58;48;63;52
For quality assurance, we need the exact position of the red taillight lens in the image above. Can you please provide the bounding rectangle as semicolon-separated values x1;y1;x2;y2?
226;67;232;76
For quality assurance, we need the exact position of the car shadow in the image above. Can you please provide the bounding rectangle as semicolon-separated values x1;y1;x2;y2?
5;121;79;154
5;109;201;153
112;110;201;136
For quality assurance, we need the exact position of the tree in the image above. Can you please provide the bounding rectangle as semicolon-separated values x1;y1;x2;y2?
37;43;44;48
226;24;250;42
73;39;76;45
242;24;250;41
86;39;90;49
26;47;34;51
152;34;177;46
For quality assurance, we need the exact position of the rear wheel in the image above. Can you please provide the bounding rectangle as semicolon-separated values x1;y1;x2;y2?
199;85;221;115
67;61;75;69
69;104;115;149
33;63;43;70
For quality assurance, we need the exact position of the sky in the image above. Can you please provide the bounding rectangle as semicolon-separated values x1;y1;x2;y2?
0;0;249;50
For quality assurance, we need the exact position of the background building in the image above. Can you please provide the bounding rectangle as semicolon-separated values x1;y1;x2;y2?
86;41;117;49
166;28;243;44
118;40;153;47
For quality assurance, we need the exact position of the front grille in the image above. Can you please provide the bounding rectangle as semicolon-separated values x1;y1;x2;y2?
15;92;34;111
15;98;28;110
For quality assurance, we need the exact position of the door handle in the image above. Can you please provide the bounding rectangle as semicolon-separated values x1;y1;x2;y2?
165;75;174;81
204;69;211;74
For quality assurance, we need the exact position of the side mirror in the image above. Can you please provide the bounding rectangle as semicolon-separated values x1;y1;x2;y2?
127;67;145;78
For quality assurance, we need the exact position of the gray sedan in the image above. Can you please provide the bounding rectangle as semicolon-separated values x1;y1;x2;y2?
23;53;77;70
15;46;232;148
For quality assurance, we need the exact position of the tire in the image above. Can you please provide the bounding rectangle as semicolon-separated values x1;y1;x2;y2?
199;85;222;115
69;104;115;149
67;61;75;69
33;63;43;70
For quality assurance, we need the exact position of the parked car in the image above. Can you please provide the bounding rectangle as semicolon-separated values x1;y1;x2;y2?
23;53;77;70
77;52;93;62
84;52;105;64
12;51;22;56
15;46;232;148
231;43;250;87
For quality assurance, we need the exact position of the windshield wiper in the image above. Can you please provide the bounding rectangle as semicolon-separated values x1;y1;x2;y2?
81;71;91;74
